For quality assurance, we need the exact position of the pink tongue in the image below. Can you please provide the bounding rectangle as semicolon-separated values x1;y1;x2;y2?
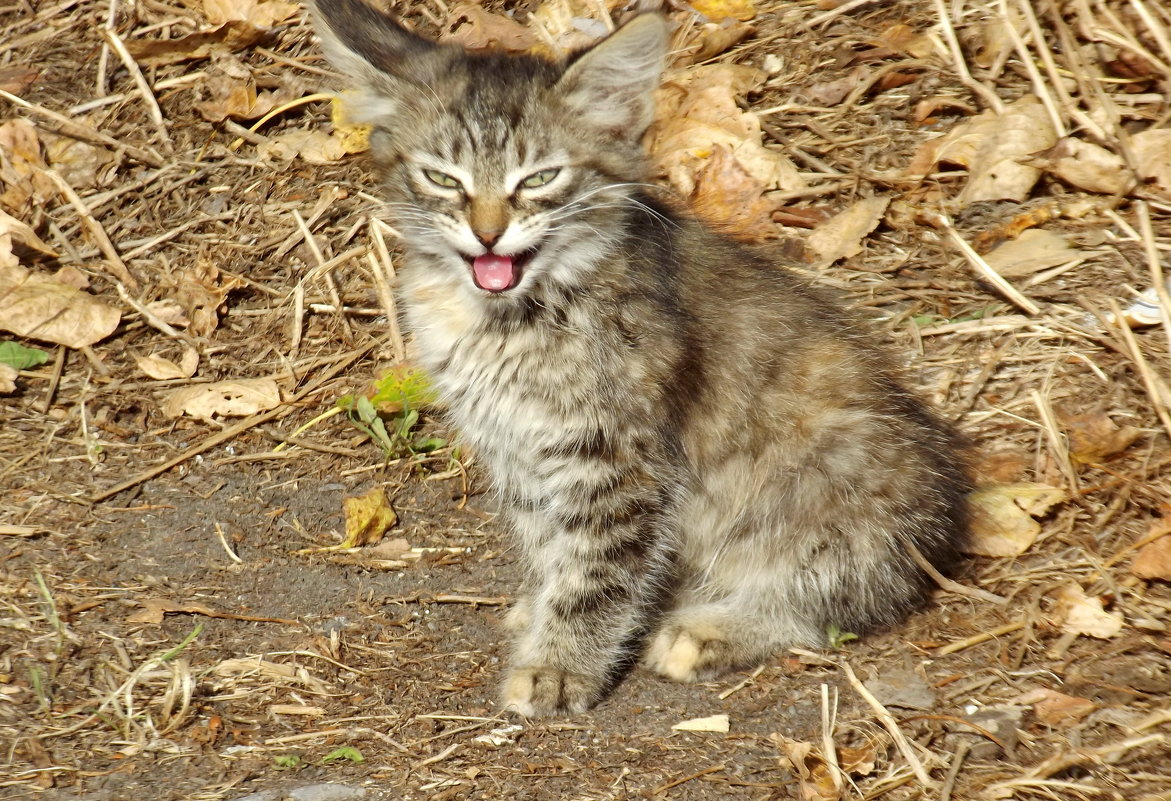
472;254;517;291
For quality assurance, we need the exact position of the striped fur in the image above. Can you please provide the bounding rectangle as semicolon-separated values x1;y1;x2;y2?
313;2;969;716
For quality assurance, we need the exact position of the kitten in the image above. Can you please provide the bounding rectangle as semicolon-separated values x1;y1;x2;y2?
311;0;969;716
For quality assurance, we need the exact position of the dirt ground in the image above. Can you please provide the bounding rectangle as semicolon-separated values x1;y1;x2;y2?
3;0;1171;799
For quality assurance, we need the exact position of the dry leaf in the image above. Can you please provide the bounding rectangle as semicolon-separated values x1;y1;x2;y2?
258;129;347;164
688;146;779;241
966;483;1068;557
1059;410;1142;463
160;377;281;420
529;0;610;53
443;3;539;52
0;66;38;95
771;735;841;801
128;598;296;625
0;253;121;349
1132;535;1171;580
203;0;298;28
164;260;243;338
341;487;397;548
680;21;756;64
837;742;876;777
806;196;890;266
0;362;16;394
1035;137;1134;195
42;132;118;192
906;97;1057;205
0;209;56;260
270;704;325;716
871;23;935;58
981;229;1080;278
0;119;56;212
1051;583;1123;639
125;22;270;66
691;0;756;22
805;67;867;107
196;71;297;122
1016;688;1096;726
1131;128;1171;193
135;347;199;380
651;64;804;201
672;713;730;732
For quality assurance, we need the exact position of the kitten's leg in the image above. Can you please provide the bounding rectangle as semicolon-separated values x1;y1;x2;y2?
501;472;675;716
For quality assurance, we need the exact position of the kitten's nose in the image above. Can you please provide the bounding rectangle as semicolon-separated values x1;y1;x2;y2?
474;229;503;248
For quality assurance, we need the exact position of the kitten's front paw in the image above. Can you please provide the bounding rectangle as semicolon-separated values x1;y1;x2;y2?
502;666;602;717
646;623;737;683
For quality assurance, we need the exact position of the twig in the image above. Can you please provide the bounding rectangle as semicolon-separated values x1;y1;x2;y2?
100;27;170;145
931;0;1004;111
805;0;877;28
901;537;1009;605
43;169;136;287
114;282;196;345
215;522;243;564
1108;298;1171;442
1000;0;1066;136
821;683;842;794
930;213;1041;315
293;209;353;341
1031;389;1079;491
939;741;969;801
718;663;765;700
935;618;1026;656
89;345;371;502
0;89;164;167
652;764;726;795
842;661;935;788
369;219;405;363
1134;199;1171;350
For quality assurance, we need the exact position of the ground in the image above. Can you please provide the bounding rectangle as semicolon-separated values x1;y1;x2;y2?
2;0;1171;799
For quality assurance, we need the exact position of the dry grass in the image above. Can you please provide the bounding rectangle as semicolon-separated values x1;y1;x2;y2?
2;0;1171;798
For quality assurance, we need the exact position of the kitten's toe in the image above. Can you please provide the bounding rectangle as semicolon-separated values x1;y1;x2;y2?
646;623;747;683
502;666;602;717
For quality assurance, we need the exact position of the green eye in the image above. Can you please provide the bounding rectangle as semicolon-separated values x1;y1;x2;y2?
521;168;560;189
423;169;461;189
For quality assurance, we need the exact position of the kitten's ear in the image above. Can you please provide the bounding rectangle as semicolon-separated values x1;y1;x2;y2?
311;0;450;122
555;14;668;139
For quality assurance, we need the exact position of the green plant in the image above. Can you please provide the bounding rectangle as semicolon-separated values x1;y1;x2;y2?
826;623;859;649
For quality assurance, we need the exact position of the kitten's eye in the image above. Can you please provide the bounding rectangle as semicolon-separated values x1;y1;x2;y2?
521;168;560;189
423;169;461;189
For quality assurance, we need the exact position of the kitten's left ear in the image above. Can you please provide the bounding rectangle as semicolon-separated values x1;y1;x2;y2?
556;15;668;139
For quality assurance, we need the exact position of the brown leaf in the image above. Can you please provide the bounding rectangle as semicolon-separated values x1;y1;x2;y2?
1131;128;1171;193
679;21;756;65
688;146;779;241
1059;410;1142;463
1051;583;1123;639
771;735;841;801
135;347;199;380
966;483;1068;557
258;129;347;164
981;229;1080;278
196;71;298;122
1017;688;1096;726
203;0;298;27
0;255;120;349
805;196;890;266
0;67;39;95
1132;534;1171;580
804;67;867;106
0;119;56;212
906;97;1057;205
129;598;297;625
442;3;539;52
160;377;282;420
870;23;935;58
0;209;56;260
0;362;16;394
125;21;269;66
1034;137;1134;195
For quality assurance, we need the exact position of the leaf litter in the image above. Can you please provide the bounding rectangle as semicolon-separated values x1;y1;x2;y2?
2;0;1171;798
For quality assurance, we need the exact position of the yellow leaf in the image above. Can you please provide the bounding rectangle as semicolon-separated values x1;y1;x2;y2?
331;94;371;154
691;0;756;22
341;487;397;548
965;483;1068;557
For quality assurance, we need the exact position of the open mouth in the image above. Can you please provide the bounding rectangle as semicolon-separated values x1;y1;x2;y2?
467;249;537;293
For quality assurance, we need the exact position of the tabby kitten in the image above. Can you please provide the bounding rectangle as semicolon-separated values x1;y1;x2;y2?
312;0;969;716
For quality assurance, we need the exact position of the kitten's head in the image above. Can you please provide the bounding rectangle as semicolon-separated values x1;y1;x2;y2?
312;0;667;300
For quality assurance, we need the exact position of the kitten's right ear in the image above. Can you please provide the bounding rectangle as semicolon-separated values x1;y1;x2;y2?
311;0;447;121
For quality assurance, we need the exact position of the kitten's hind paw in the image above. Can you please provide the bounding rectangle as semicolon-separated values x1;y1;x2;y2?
502;666;602;717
